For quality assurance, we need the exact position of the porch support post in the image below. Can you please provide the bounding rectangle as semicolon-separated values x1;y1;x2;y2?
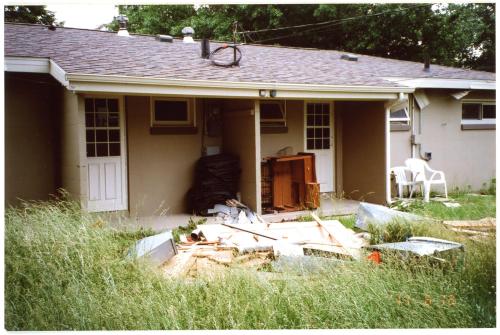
254;100;262;214
385;106;392;205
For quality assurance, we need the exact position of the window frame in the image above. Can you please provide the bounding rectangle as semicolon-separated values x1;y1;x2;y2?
150;97;194;127
389;107;410;125
260;100;286;127
461;100;496;125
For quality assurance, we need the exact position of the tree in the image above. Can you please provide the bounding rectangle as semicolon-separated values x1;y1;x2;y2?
109;3;494;72
4;6;60;26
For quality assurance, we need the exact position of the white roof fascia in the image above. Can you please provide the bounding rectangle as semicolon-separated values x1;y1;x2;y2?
49;59;69;87
383;77;496;90
4;56;49;73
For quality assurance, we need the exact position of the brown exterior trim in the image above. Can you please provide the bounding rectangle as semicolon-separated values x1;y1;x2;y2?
261;126;288;134
150;126;198;135
390;124;411;131
461;124;496;130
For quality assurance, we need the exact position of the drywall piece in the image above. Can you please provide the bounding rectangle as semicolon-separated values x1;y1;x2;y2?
355;202;424;231
443;202;461;208
442;217;496;228
273;240;304;257
128;230;177;266
370;236;463;256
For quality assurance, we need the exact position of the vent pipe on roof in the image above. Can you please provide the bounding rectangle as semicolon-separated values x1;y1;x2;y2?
423;54;430;72
201;38;210;59
182;27;195;43
116;15;130;37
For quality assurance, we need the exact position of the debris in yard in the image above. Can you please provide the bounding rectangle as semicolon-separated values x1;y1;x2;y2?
162;213;368;277
370;237;464;257
442;202;461;208
128;230;177;266
206;199;264;225
442;217;496;238
355;202;424;231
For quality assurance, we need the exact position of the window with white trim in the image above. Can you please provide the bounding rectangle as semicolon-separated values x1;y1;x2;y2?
260;101;286;128
461;102;496;124
151;97;194;127
390;107;410;126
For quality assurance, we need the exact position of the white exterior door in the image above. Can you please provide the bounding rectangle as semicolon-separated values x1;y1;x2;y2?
85;97;127;212
304;102;334;192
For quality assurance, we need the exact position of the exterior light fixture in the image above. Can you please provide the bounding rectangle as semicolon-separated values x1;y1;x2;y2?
259;89;267;97
270;90;277;98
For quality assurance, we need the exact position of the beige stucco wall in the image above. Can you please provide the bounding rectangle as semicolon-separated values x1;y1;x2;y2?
336;101;387;204
4;73;61;205
390;130;412;168
222;99;260;212
260;100;304;157
415;89;495;191
126;96;203;216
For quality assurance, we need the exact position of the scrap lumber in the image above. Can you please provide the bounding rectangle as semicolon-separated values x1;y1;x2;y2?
311;213;362;260
221;223;279;240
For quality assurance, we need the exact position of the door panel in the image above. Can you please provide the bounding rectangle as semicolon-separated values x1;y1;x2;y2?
85;97;126;212
305;102;334;192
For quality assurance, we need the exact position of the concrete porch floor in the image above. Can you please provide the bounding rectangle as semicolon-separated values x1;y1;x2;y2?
107;196;360;233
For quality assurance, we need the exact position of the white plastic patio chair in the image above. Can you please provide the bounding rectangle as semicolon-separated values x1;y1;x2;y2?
405;158;448;202
391;166;419;199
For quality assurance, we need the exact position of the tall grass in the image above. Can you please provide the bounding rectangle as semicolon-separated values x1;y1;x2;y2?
4;199;496;330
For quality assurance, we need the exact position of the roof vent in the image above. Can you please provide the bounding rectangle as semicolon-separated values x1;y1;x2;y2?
116;14;130;37
423;54;430;72
341;54;358;61
156;34;173;43
182;27;195;43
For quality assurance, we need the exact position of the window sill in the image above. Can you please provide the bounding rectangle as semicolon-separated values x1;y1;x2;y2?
261;126;288;134
461;124;496;130
390;124;411;131
150;126;198;135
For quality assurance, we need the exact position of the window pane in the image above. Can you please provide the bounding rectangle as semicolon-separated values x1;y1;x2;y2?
260;103;284;120
154;100;188;121
95;113;108;127
96;129;108;142
85;113;95;127
85;99;94;113
109;129;120;142
95;99;107;113
109;143;120;156
86;130;95;143
391;108;407;118
322;128;330;138
314;128;322;138
323;139;330;149
462;104;481;120
86;143;95;157
323;114;330;126
307;115;314;126
306;128;314;139
307;104;314;115
108;113;119;127
96;143;108;157
315;139;322;149
321;104;329;115
108;99;119;113
307;139;314;150
483;105;496;119
314;115;322;126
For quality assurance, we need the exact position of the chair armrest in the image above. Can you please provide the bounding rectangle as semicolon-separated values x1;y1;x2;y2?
429;170;445;182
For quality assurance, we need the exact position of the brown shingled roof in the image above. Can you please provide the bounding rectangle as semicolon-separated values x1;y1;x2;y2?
4;23;495;87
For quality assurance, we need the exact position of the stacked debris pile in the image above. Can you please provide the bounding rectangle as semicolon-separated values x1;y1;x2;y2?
189;154;240;215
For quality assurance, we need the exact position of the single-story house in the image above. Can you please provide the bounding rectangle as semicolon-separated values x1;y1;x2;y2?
4;23;496;216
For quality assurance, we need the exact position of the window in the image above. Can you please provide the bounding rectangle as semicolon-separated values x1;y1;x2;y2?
390;107;410;125
151;97;193;127
260;101;286;127
461;102;496;129
306;103;330;150
85;98;121;157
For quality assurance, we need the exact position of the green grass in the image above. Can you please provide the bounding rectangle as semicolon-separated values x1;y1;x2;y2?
4;196;496;330
392;192;496;221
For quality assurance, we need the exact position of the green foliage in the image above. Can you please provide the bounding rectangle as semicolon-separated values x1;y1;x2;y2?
480;178;496;196
109;3;494;72
4;198;496;329
4;5;60;26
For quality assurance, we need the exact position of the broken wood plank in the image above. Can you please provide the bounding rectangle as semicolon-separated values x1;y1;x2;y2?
221;223;279;240
311;213;362;260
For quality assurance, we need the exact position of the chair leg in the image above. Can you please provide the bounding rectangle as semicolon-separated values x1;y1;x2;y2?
398;185;403;198
424;182;430;202
444;182;448;199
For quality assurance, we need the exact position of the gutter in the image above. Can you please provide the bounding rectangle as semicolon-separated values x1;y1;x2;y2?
383;77;496;90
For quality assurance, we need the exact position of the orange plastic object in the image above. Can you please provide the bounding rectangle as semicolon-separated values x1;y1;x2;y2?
367;250;382;264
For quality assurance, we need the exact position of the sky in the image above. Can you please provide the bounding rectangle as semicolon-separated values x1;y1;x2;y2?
46;4;119;29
